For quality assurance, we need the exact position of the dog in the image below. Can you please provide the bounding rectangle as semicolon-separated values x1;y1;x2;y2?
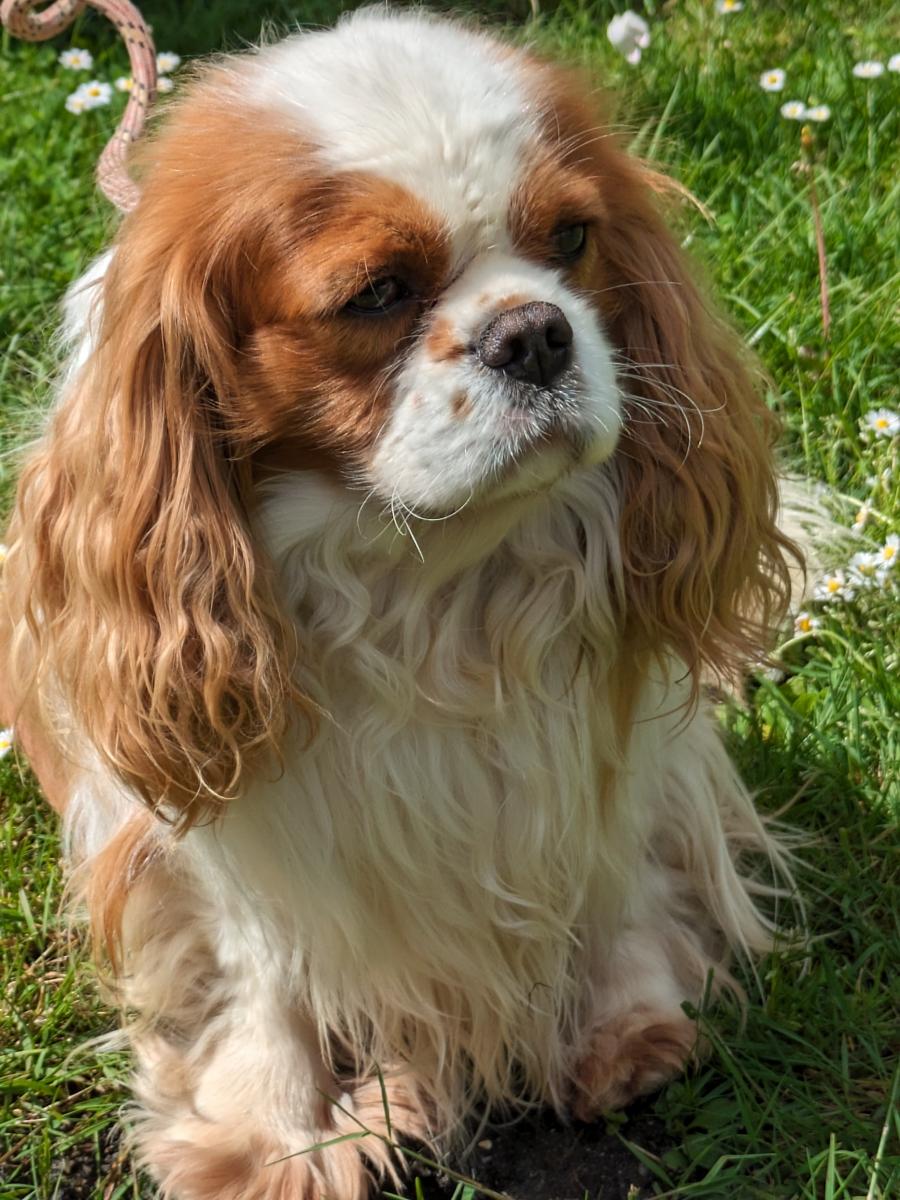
0;9;800;1197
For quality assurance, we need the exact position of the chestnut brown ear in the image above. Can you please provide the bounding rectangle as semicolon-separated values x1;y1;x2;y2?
6;87;314;831
523;59;798;685
599;163;797;684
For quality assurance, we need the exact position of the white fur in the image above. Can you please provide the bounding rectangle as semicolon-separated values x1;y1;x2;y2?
249;10;534;264
62;461;785;1164
244;11;622;512
49;11;793;1191
370;251;621;511
59;249;112;375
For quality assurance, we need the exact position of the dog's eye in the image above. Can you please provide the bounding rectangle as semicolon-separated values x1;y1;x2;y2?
552;223;587;261
345;276;406;314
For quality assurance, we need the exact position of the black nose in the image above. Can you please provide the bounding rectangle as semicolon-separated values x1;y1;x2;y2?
476;302;573;388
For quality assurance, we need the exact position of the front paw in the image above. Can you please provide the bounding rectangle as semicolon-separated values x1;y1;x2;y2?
570;1008;698;1120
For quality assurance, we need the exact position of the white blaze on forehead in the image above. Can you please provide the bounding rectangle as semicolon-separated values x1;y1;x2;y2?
247;10;536;261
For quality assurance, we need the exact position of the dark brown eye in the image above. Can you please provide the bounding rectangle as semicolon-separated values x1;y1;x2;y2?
552;223;587;261
346;276;406;314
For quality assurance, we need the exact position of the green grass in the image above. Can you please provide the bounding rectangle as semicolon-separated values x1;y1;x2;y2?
1;1;898;1197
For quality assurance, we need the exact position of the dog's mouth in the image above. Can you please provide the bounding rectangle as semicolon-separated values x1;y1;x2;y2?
484;370;619;491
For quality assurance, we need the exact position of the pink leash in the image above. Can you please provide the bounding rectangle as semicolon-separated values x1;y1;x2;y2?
1;0;157;211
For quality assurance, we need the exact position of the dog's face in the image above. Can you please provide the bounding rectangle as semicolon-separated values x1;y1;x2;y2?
16;10;792;824
154;15;622;514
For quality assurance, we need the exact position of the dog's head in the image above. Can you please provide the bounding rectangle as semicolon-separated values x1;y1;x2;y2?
13;10;793;824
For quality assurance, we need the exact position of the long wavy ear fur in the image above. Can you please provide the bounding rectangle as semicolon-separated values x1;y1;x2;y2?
536;63;798;687
602;160;798;687
8;83;312;830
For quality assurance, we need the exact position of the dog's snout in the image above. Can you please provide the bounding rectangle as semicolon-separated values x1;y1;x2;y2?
476;302;573;388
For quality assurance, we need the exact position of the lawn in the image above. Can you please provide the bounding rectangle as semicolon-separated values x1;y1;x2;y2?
1;1;898;1197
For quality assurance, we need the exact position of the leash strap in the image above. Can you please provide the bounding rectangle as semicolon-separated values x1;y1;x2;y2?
1;0;157;210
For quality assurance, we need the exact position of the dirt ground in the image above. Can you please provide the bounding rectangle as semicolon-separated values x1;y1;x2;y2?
49;1100;669;1200
386;1100;670;1200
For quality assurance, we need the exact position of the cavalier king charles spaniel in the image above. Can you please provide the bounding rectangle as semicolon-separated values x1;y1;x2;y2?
1;9;800;1198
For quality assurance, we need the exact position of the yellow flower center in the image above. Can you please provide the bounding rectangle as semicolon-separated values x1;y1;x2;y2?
797;617;812;632
884;546;896;560
876;418;889;428
827;579;841;592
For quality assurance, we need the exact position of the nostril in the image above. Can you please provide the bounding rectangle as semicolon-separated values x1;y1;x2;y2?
478;328;517;370
546;317;573;351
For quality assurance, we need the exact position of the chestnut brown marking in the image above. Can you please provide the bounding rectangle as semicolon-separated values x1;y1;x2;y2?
510;55;797;689
488;292;529;318
115;76;452;470
6;69;456;841
451;391;471;419
508;147;606;296
425;317;466;363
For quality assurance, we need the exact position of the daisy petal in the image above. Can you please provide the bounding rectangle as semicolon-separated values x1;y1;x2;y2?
156;51;182;73
852;61;885;79
608;12;651;64
863;409;900;438
760;69;786;92
58;48;93;71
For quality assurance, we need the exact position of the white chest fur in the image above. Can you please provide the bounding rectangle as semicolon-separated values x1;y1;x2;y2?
181;468;680;1105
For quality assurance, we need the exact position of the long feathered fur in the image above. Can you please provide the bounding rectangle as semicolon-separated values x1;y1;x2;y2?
0;11;803;1197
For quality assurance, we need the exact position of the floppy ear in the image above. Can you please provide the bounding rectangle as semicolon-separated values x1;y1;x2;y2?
528;60;798;687
595;160;797;687
9;95;312;830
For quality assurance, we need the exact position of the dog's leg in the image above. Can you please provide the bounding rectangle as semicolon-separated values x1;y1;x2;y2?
116;861;430;1199
570;709;787;1119
569;919;702;1119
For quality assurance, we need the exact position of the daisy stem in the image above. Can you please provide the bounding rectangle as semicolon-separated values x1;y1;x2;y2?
801;125;831;342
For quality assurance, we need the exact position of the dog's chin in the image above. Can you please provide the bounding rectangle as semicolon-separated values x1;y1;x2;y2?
391;429;620;521
468;417;621;510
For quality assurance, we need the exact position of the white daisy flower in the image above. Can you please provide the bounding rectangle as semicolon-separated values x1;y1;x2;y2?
607;12;651;65
115;75;134;92
0;728;13;759
852;61;884;79
780;100;806;120
813;570;855;602
65;89;89;114
156;76;174;93
863;409;900;438
716;0;743;12
848;551;882;588
760;69;786;92
889;54;900;73
804;104;831;122
156;51;182;73
78;80;113;109
876;534;899;570
793;611;821;634
58;47;93;71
